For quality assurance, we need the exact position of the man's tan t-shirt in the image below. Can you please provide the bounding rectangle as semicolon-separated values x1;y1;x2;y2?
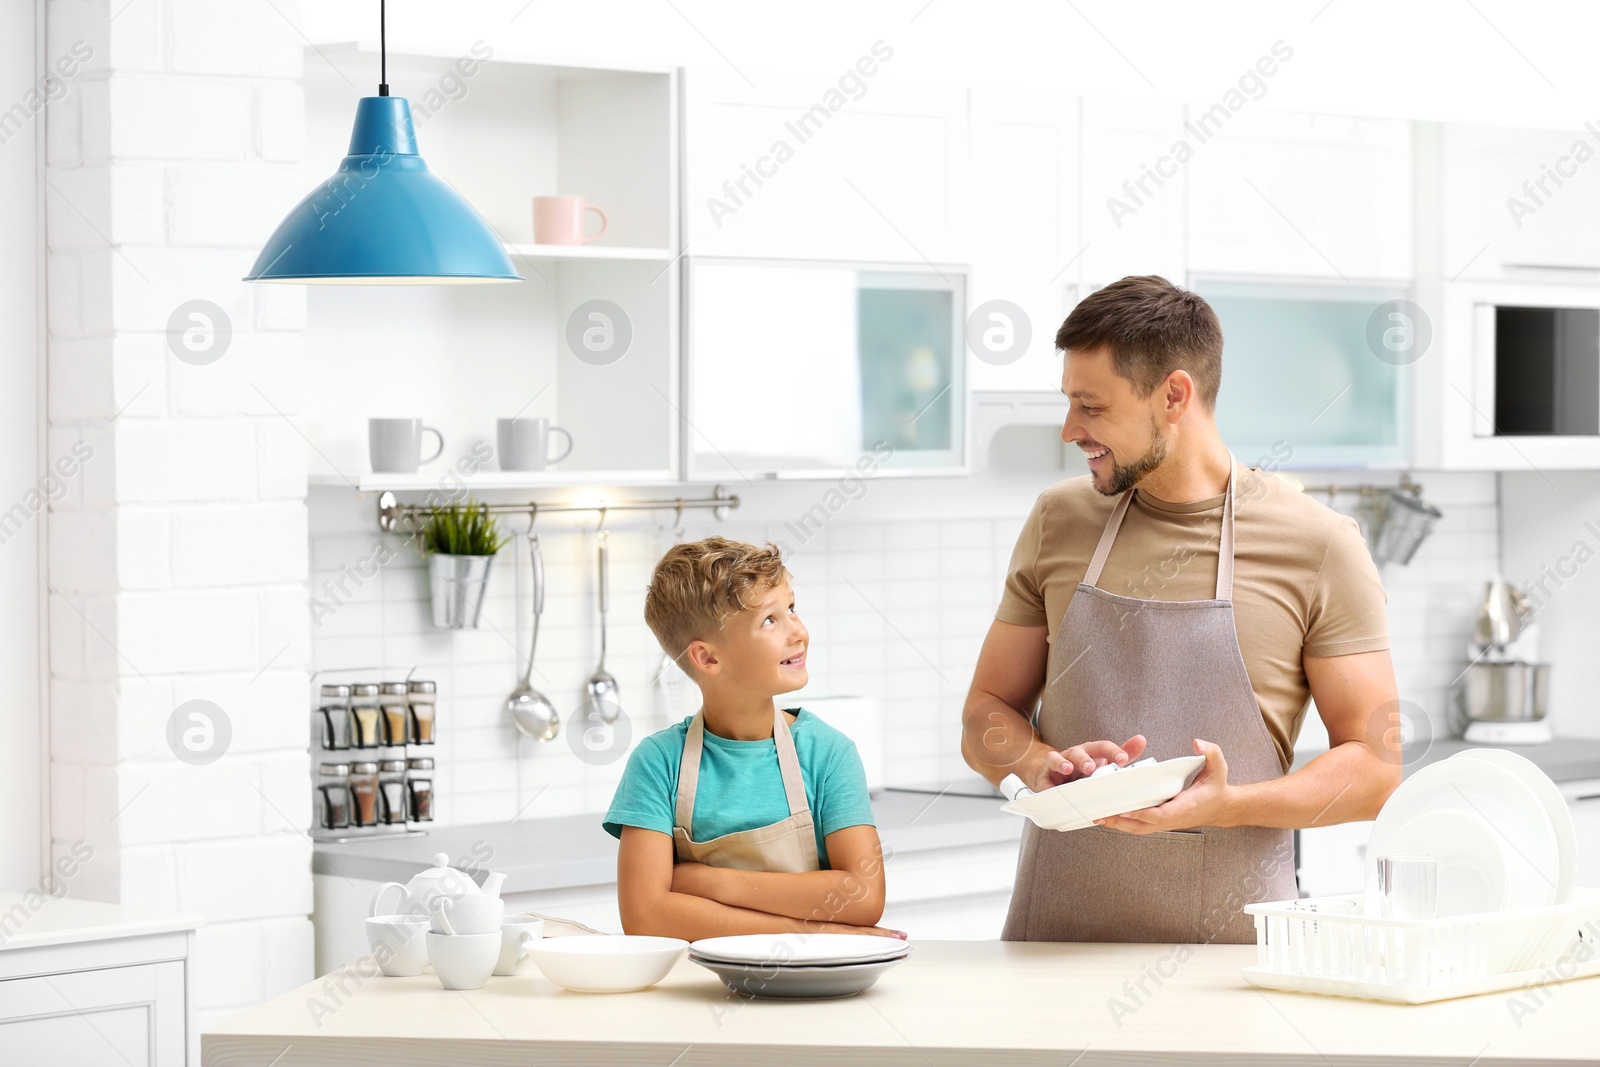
996;466;1389;770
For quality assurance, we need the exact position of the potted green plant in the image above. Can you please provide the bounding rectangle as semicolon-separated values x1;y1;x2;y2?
418;499;509;629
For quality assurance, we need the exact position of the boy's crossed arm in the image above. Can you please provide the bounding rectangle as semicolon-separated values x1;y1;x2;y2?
617;825;903;942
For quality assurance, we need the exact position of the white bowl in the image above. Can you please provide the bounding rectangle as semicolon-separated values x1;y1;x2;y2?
526;935;687;992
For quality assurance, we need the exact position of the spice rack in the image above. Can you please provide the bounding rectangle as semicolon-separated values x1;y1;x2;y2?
310;666;436;842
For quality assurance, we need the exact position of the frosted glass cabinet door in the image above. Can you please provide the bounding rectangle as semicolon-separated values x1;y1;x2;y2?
687;258;966;477
1193;279;1411;468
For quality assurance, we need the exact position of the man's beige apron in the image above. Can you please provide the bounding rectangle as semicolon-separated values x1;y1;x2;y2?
1001;459;1298;944
673;709;822;873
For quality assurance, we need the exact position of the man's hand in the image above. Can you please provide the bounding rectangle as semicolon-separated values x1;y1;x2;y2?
1093;738;1238;834
1026;733;1148;792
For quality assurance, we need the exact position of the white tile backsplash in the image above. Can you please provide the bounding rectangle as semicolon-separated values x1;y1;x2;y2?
307;469;1501;825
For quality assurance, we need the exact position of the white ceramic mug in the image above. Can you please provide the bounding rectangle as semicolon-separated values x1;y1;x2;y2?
369;418;444;474
425;931;501;990
494;916;546;976
366;915;431;977
496;417;573;471
533;195;608;245
430;893;505;936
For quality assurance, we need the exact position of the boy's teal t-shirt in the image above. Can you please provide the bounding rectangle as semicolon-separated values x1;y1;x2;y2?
602;708;875;869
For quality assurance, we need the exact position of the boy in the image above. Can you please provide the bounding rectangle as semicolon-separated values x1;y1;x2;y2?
604;536;904;941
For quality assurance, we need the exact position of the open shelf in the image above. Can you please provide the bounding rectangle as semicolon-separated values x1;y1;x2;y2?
502;243;673;262
299;46;681;487
310;470;680;492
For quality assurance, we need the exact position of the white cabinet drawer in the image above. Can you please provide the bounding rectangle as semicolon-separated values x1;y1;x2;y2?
0;960;187;1066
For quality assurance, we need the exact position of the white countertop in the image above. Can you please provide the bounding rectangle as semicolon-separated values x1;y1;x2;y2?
0;893;203;951
312;788;1022;893
202;939;1600;1065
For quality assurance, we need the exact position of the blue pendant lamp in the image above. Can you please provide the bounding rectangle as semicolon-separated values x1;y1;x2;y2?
244;1;520;284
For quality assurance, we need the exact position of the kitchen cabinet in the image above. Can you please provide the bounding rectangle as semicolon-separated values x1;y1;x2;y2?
1188;109;1411;281
1078;97;1189;293
300;46;681;487
1193;277;1412;468
1434;123;1600;282
964;89;1080;393
0;897;200;1066
684;257;967;478
1;961;187;1066
682;64;970;264
1411;123;1600;469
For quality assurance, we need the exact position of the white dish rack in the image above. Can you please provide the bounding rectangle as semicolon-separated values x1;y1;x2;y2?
1243;890;1600;1004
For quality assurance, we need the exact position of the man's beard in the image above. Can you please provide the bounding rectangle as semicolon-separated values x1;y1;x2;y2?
1093;418;1169;496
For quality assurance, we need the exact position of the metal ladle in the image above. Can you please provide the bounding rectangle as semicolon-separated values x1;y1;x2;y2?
507;521;559;741
585;512;621;723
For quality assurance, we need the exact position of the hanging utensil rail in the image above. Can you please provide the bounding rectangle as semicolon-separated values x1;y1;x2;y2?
1287;474;1424;499
376;486;738;533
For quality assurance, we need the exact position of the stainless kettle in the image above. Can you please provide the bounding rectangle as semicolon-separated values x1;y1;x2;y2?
1473;575;1530;649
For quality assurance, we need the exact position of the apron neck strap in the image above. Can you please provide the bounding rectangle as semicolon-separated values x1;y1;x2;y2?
1082;455;1239;601
673;709;810;833
1216;457;1237;601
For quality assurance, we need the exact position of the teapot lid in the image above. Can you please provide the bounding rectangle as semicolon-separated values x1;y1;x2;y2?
403;852;480;897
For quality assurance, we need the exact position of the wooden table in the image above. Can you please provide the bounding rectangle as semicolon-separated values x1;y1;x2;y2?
202;939;1600;1066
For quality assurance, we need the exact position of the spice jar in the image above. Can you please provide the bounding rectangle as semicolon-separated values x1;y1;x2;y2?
349;762;380;827
406;757;434;823
379;682;410;747
407;680;436;745
378;759;408;825
317;762;351;830
349;684;382;750
316;684;351;751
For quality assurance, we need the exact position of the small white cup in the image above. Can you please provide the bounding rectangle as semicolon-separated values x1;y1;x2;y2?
425;931;501;990
366;915;430;977
430;893;505;936
496;417;573;471
494;916;545;976
369;417;444;474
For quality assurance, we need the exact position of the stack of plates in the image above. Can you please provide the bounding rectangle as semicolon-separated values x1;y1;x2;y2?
687;933;911;999
1366;748;1576;919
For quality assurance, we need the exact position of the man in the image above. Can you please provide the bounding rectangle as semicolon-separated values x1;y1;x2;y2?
962;275;1400;944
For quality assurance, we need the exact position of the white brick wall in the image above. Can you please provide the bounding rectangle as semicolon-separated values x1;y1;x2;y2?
46;0;312;1030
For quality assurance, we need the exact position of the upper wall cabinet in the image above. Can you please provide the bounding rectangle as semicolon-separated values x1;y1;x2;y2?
682;64;969;264
1188;110;1412;281
965;90;1080;392
685;257;967;479
1078;98;1189;292
1436;123;1600;281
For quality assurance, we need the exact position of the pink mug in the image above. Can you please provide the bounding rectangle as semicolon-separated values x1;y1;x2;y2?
533;195;608;245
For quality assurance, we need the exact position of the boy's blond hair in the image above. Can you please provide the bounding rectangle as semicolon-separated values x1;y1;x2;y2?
644;536;789;662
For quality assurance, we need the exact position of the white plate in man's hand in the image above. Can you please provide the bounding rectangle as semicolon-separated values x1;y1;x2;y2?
1001;755;1206;832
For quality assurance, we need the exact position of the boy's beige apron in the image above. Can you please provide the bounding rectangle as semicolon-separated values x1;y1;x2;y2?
673;709;822;873
1002;459;1298;944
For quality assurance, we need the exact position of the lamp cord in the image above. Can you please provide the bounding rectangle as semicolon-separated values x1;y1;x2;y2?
378;0;389;96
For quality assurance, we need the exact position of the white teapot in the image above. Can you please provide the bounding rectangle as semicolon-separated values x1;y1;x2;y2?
369;852;505;923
